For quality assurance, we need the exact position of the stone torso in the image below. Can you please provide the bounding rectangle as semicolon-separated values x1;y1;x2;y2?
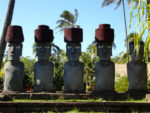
95;61;115;92
64;62;84;92
4;61;24;92
34;61;54;92
127;61;147;91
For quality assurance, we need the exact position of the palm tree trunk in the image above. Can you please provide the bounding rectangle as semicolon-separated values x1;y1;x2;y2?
122;0;129;62
0;0;15;70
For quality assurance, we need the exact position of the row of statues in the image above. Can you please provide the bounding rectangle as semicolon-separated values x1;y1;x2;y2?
3;24;147;93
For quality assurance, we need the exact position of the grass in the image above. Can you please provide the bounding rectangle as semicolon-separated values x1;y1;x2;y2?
13;98;146;103
13;98;103;102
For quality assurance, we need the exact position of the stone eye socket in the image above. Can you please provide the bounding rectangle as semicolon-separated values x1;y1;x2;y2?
45;46;50;48
36;46;41;49
67;45;72;49
75;46;80;49
15;46;20;49
98;44;104;48
130;45;134;48
107;44;112;48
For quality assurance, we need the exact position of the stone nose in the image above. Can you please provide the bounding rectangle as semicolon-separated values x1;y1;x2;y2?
70;47;76;53
40;47;45;53
10;46;15;54
102;48;107;53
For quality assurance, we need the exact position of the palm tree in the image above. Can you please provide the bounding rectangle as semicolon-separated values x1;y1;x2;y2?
130;0;150;62
56;9;80;32
102;0;134;61
0;0;15;70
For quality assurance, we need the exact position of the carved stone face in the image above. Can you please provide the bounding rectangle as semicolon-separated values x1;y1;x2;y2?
97;42;112;60
8;43;22;61
129;41;144;61
36;43;51;60
66;43;81;61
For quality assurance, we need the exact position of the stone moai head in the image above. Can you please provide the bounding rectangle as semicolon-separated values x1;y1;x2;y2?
129;40;144;61
34;25;54;61
6;25;24;61
95;24;114;60
64;28;83;62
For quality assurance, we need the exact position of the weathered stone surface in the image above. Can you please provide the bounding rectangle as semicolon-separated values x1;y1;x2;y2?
95;61;115;92
34;27;54;92
34;61;54;92
127;41;147;92
64;28;84;93
95;41;115;92
4;27;24;92
95;24;114;42
64;28;83;42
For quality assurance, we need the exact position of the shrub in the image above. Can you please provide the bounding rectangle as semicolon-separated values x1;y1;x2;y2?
115;75;129;92
0;67;4;82
20;57;35;90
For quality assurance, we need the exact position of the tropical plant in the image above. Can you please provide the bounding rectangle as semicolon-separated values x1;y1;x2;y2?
0;0;15;70
130;0;150;62
115;75;129;92
51;49;67;91
80;42;98;91
56;9;80;32
20;57;36;90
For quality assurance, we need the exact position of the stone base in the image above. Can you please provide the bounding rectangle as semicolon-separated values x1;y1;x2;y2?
64;90;85;94
127;90;146;99
92;91;127;100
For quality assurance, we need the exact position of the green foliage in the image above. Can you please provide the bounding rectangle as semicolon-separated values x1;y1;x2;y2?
20;57;35;90
147;79;150;92
130;0;150;62
115;75;129;92
51;50;67;91
56;9;80;33
80;42;98;91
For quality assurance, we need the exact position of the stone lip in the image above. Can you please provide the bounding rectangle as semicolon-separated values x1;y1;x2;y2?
6;25;24;43
95;24;114;42
64;28;83;42
35;25;54;43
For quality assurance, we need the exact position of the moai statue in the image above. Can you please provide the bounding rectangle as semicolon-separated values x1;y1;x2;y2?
64;28;84;93
127;40;147;93
3;25;24;92
33;25;54;92
94;24;115;92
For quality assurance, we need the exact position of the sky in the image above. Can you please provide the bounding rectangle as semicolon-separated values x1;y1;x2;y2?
0;0;134;58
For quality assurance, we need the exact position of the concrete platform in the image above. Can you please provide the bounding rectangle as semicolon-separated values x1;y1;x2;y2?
0;91;129;100
0;101;150;112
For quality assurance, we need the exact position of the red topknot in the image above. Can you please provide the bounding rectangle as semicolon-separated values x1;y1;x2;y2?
6;25;24;43
35;25;54;42
95;24;114;42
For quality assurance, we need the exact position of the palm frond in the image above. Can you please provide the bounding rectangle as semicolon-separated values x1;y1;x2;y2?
56;20;73;31
74;9;79;24
114;0;121;10
101;0;116;8
60;10;74;24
